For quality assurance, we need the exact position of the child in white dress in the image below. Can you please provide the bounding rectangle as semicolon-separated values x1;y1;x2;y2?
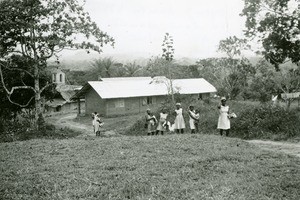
174;103;185;134
188;105;199;134
156;108;168;135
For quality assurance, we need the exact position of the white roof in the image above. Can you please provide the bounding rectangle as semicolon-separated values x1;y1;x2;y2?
173;79;217;94
88;77;216;99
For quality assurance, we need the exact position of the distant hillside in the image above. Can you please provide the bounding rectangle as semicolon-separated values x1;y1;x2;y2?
49;50;150;71
47;50;263;71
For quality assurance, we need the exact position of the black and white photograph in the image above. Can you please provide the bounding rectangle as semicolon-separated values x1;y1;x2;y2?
0;0;300;199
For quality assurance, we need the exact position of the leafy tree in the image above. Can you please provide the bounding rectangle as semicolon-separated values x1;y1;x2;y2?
144;56;170;76
65;70;89;85
162;33;175;62
241;0;300;70
273;63;300;108
0;55;55;120
218;36;250;59
124;62;142;77
0;0;114;128
249;58;300;107
90;57;116;78
217;36;255;99
249;59;278;102
113;63;127;77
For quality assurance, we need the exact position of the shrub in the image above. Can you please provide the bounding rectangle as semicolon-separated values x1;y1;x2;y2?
231;104;300;140
0;119;81;143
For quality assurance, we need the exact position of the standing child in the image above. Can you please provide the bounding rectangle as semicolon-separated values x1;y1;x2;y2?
188;105;199;134
93;112;103;136
145;109;157;135
156;108;168;135
217;97;230;136
194;109;200;133
174;103;185;134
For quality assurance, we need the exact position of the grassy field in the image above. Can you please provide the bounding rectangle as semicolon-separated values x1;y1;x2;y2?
1;134;299;200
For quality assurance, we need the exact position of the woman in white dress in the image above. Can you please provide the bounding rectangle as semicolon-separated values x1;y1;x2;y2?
217;97;230;136
174;103;185;134
156;108;168;135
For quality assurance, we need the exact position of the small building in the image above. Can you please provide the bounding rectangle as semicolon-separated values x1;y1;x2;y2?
71;76;217;117
45;69;85;113
52;69;66;85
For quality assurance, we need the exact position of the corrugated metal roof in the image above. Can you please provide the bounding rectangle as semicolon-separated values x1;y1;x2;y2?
173;79;217;94
55;84;83;102
100;77;152;82
85;77;216;99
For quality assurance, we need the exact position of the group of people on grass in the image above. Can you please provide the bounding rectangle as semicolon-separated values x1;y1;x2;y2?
145;97;235;136
92;97;235;137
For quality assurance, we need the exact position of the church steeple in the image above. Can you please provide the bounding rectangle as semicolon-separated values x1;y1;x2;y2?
52;69;65;85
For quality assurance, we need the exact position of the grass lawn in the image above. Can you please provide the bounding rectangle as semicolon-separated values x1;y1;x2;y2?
1;134;300;200
73;113;145;134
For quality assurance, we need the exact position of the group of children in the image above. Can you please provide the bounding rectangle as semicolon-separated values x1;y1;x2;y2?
92;97;234;137
145;103;201;135
146;97;235;136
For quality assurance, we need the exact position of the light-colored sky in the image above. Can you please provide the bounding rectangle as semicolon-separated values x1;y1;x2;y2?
81;0;246;59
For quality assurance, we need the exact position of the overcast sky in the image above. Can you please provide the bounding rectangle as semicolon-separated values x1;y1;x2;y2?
81;0;246;59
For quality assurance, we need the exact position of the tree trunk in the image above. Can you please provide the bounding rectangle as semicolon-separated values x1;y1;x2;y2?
167;62;175;104
286;99;291;110
34;63;41;129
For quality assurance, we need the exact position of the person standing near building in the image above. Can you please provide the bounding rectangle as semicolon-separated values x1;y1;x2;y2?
93;112;102;136
194;109;200;133
156;108;168;135
145;108;157;135
217;97;230;136
174;103;185;134
188;105;199;134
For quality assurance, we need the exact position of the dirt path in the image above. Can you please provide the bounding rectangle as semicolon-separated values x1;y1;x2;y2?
47;113;93;135
247;140;300;158
46;112;118;138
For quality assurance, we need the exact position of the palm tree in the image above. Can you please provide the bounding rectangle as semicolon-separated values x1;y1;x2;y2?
91;57;115;78
124;62;142;77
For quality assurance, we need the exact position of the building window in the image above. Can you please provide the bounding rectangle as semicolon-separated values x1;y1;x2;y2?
59;74;63;82
198;93;203;100
115;99;125;108
142;96;155;106
147;97;152;105
52;73;56;82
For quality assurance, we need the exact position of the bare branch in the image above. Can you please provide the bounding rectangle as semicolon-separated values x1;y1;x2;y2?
0;64;36;95
40;82;56;93
1;64;34;78
6;95;34;108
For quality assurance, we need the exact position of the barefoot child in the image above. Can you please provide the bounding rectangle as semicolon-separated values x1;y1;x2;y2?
93;112;103;136
174;103;185;134
156;108;168;135
145;109;157;135
188;105;199;134
194;109;200;133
